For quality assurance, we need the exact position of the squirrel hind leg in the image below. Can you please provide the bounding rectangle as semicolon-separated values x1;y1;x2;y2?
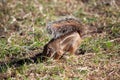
53;50;64;59
68;44;78;55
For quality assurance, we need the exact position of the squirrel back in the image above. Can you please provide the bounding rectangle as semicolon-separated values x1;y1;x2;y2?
46;16;89;39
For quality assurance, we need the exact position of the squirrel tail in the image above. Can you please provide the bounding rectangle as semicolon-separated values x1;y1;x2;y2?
46;16;89;38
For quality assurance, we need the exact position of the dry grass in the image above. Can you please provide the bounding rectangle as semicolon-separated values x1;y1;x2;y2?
0;0;120;80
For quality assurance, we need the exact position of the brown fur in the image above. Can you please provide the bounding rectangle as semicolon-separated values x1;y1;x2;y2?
43;16;97;59
46;16;88;39
42;32;82;59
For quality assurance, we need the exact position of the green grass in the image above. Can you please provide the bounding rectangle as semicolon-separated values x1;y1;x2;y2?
0;0;120;80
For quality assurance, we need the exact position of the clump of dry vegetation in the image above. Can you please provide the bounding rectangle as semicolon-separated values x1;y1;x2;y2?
0;0;120;80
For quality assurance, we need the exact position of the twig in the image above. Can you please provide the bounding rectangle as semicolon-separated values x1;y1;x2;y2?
106;38;120;43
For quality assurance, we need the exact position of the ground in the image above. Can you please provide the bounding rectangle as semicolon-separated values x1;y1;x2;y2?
0;0;120;80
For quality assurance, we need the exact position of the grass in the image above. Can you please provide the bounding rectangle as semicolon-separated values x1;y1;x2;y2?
0;0;120;80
